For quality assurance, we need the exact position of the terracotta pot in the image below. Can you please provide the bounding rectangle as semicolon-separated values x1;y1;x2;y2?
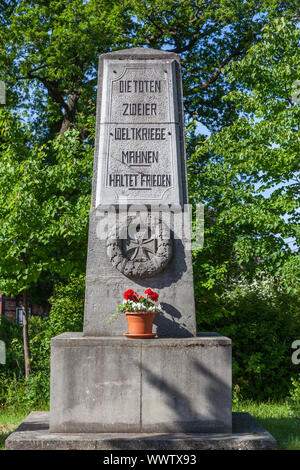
124;311;157;338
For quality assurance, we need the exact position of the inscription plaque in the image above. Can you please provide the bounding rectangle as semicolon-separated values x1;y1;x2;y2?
96;58;185;206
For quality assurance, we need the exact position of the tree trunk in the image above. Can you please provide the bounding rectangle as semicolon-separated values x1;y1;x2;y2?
21;290;31;379
59;90;80;135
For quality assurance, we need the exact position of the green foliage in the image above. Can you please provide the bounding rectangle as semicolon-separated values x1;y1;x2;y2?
0;408;28;450
232;400;300;450
200;277;300;400
47;275;85;336
0;372;49;410
0;1;295;138
0;276;85;409
0;0;134;139
287;375;300;418
110;298;160;323
190;19;300;401
190;19;299;295
0;3;298;403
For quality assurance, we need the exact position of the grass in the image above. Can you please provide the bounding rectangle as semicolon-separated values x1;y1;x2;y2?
233;400;300;450
0;402;299;450
0;401;49;450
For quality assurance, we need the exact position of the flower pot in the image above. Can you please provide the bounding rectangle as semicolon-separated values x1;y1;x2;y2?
124;311;157;339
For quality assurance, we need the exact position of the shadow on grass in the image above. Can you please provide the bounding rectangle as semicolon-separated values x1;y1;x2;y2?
254;416;300;450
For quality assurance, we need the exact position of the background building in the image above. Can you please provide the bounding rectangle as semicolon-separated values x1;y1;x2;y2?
0;293;46;324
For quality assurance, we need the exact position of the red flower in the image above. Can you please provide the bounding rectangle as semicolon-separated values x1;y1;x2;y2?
124;289;138;302
145;288;159;302
139;296;145;300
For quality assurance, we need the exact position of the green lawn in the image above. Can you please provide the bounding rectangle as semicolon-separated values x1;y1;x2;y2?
233;400;300;450
1;402;299;450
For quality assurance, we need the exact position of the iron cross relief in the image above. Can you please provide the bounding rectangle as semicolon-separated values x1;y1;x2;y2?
124;230;157;262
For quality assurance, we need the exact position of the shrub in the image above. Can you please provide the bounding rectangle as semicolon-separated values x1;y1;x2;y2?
0;316;23;379
47;275;85;336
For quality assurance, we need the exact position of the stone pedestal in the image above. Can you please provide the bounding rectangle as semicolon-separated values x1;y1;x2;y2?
49;333;232;434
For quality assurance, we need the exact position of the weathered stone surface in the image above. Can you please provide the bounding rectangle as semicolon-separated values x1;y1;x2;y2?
5;412;278;450
50;333;141;433
49;333;232;433
141;336;232;433
84;47;196;337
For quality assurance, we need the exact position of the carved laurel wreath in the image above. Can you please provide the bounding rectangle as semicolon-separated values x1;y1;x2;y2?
106;215;173;279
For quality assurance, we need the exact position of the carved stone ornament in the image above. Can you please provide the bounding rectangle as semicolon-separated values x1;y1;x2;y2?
106;215;173;279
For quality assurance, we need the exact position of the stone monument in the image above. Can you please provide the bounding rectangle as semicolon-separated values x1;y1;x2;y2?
49;47;231;434
84;47;196;339
6;48;277;450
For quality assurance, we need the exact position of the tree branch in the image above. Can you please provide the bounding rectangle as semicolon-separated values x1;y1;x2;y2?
199;45;246;90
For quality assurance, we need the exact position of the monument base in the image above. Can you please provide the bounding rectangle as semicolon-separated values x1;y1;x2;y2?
49;333;232;433
5;412;277;450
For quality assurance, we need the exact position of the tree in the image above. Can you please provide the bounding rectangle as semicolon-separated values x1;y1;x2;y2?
189;17;299;291
0;109;93;377
0;1;296;139
184;18;300;397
